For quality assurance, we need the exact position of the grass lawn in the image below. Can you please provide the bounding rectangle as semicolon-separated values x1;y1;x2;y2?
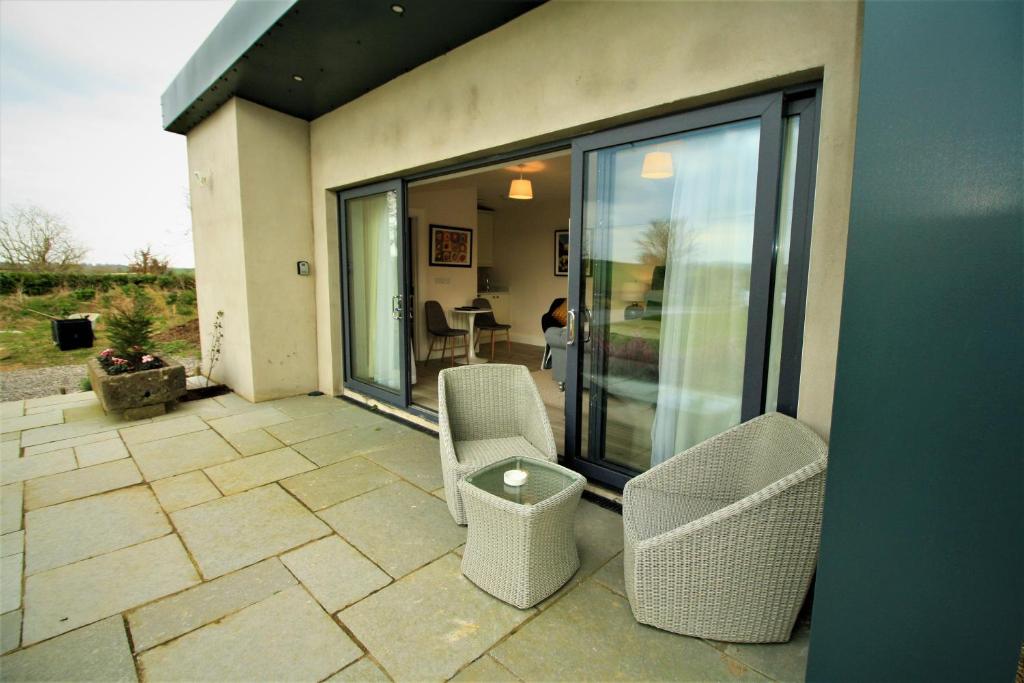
0;285;200;371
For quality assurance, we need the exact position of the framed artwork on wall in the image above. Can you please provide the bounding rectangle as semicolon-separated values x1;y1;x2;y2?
555;229;569;276
429;224;473;268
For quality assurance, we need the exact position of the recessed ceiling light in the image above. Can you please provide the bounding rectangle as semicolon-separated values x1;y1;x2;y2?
292;74;304;82
390;4;405;15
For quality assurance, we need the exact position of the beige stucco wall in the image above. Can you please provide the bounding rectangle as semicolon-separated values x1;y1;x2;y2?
309;0;862;439
187;100;256;399
187;99;318;401
235;100;318;401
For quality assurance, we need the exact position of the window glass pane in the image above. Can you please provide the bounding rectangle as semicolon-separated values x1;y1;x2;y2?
346;190;401;391
581;118;761;472
765;115;800;412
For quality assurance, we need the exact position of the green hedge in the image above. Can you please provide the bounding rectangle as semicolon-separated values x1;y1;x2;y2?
0;271;196;296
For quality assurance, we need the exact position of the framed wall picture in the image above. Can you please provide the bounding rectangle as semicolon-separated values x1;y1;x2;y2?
554;229;569;276
429;224;473;268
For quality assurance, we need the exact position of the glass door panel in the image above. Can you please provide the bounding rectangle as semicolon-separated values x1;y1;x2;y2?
339;181;410;406
580;119;762;473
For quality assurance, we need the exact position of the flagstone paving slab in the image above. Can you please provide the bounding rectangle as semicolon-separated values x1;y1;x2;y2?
340;553;531;682
203;447;315;496
1;401;23;419
1;529;24;557
149;470;221;513
717;620;811;682
265;409;370;445
24;392;97;409
292;422;407;466
172;484;331;579
537;499;624;609
206;407;292;436
24;458;142;510
22;534;200;644
119;415;208;445
281;535;391;613
1;552;22;613
151;398;239;422
280;457;398;510
20;416;148;448
22;429;119;456
137;585;361;682
1;411;61;435
74;436;129;467
450;654;521;682
129;428;238;481
325;657;391;682
24;485;170;575
593;552;626;597
222;427;284;456
319;481;465;578
62;402;107;422
1;440;20;461
0;608;20;654
0;448;76;485
1;482;22;534
263;394;353;419
491;580;767;682
365;439;444;492
0;615;137;682
127;557;297;652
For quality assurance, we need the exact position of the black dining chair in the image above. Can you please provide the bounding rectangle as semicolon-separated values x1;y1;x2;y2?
424;300;468;367
472;298;512;359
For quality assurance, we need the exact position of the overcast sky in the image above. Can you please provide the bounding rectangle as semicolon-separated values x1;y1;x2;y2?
0;0;232;268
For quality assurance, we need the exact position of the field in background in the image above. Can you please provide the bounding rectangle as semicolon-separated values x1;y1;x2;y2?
0;280;200;371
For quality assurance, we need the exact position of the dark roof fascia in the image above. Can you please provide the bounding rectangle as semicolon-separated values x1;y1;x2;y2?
161;0;297;133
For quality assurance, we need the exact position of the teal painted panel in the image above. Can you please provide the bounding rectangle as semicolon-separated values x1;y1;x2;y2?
807;1;1022;681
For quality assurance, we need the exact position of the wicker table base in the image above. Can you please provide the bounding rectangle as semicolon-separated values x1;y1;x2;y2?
458;457;585;609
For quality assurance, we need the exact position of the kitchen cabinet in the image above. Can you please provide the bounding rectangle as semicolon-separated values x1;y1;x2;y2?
476;292;510;323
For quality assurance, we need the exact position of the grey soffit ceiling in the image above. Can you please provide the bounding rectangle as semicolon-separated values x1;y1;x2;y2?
161;0;543;135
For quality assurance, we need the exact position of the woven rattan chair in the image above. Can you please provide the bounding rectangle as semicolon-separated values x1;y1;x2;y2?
623;412;828;643
438;364;557;525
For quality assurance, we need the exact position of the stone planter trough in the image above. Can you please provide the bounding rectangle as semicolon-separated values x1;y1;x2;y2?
87;356;187;419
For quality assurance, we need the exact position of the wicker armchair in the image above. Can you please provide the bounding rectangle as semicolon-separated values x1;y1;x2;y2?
438;364;557;525
623;412;828;643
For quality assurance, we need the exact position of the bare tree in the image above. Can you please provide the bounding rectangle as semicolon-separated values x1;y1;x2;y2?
636;218;698;266
128;246;170;274
0;205;87;271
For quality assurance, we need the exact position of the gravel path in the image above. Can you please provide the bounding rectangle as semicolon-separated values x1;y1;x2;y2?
1;357;199;401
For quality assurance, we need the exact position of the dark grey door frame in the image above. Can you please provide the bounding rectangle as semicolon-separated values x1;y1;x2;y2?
564;85;821;489
337;178;413;409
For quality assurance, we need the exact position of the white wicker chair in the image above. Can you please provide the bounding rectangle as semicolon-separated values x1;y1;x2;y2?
438;364;557;524
623;412;828;643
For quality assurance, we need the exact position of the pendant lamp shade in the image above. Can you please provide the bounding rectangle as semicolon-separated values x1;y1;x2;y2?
641;151;674;179
509;177;533;200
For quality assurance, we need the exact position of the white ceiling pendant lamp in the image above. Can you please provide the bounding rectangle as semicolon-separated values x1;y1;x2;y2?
641;148;674;179
508;165;534;200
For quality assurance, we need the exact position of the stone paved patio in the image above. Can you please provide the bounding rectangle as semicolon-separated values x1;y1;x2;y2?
0;390;809;681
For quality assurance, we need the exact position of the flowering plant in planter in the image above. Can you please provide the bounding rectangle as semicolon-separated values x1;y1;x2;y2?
96;297;165;375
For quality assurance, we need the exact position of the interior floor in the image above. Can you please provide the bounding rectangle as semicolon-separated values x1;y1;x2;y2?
412;341;567;451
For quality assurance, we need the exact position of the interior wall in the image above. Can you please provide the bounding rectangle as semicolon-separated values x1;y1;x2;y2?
490;199;569;346
309;0;862;440
186;100;255;400
407;186;477;361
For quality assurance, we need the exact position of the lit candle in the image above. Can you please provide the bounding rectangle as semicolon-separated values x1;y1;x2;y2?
503;468;528;487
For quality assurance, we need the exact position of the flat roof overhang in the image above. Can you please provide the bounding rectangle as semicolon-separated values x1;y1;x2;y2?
161;0;542;135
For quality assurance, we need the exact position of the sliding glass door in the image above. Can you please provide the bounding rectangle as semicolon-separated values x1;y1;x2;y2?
339;180;411;407
565;89;819;488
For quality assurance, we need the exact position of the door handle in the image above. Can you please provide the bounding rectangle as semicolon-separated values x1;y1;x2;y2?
392;295;403;320
582;307;592;343
566;309;577;346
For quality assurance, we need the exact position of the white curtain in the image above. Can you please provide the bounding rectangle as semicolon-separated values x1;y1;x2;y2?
650;120;760;466
349;192;401;390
